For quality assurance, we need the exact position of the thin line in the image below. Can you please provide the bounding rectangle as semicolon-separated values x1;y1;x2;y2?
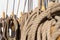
6;0;9;15
13;0;15;13
16;0;20;16
23;0;27;13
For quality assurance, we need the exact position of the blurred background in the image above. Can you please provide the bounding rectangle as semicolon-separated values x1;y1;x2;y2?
0;0;38;18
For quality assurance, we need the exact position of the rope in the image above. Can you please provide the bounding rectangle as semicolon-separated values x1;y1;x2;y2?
42;21;48;40
2;2;60;40
37;24;43;40
29;3;60;40
20;7;40;40
46;20;53;40
20;3;60;40
21;9;37;32
16;0;20;16
21;11;38;40
13;0;15;13
6;0;9;15
22;8;38;30
51;29;60;40
44;0;48;9
23;0;27;13
38;0;42;9
27;14;37;40
2;20;7;40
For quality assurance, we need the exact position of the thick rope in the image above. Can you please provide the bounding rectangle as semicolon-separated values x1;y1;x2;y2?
29;3;60;40
27;14;37;40
21;12;38;40
20;3;60;40
2;2;60;40
37;24;43;40
21;8;39;40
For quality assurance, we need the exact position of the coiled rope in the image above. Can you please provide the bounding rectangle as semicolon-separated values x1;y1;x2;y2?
20;3;60;40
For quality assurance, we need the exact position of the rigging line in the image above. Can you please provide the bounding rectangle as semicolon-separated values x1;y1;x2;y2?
16;0;20;16
13;0;15;13
6;0;9;15
38;0;42;10
28;0;33;12
23;0;27;13
44;0;48;9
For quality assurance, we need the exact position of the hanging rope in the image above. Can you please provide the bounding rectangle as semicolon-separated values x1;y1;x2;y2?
38;0;42;10
28;0;33;12
44;0;48;9
6;0;9;17
23;0;27;13
13;0;15;13
16;0;20;16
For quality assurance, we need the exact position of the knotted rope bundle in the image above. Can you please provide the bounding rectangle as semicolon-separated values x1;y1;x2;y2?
20;3;60;40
